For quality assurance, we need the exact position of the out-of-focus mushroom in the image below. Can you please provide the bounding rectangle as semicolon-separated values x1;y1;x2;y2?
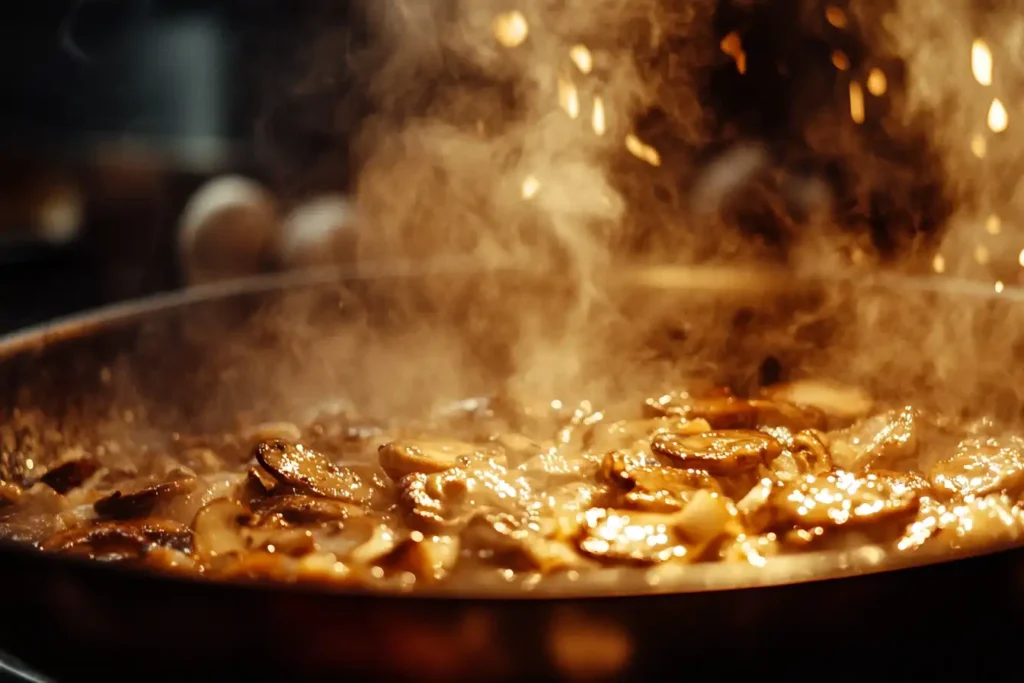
0;481;22;508
276;194;359;270
93;472;197;520
771;470;923;529
177;175;279;286
377;440;482;481
651;430;783;475
255;440;380;505
643;392;759;428
599;450;720;513
42;518;193;560
38;455;101;494
762;380;873;424
585;417;711;454
927;437;1024;499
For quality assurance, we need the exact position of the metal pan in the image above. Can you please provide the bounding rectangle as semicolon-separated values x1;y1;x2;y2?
0;267;1021;681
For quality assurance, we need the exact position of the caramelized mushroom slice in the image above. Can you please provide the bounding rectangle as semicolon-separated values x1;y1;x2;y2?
93;473;197;520
247;465;282;495
927;437;1024;498
460;512;589;572
252;494;363;526
396;469;468;532
828;407;925;472
42;518;193;559
255;440;375;503
772;470;922;529
376;533;460;581
651;431;783;475
762;380;873;423
644;393;759;428
899;493;1024;552
0;481;22;508
600;450;720;513
377;440;480;481
576;508;689;565
38;455;101;494
585;418;711;454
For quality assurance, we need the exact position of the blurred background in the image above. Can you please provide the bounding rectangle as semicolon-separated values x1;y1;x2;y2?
1;0;1016;332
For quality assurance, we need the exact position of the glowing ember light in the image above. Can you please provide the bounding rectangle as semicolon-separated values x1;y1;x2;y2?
831;50;850;71
592;96;606;136
625;133;661;167
986;214;1002;235
825;6;847;28
720;32;747;74
849;81;865;124
988;98;1009;133
558;76;580;119
995;280;1005;293
1018;248;1024;267
971;135;987;158
521;175;540;199
933;254;946;273
975;244;990;265
569;45;593;74
493;11;529;47
972;39;993;86
866;68;887;96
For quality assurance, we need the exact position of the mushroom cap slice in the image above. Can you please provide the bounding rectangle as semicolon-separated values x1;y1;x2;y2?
42;518;193;558
772;470;923;529
377;440;480;481
576;508;689;565
762;380;873;423
927;438;1024;499
600;450;720;513
252;495;363;526
93;474;197;520
651;430;783;475
38;456;101;495
255;439;371;503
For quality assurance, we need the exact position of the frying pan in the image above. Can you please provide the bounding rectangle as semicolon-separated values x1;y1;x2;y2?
0;265;1022;681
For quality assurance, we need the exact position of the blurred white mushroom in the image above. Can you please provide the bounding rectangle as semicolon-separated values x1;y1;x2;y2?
276;194;359;270
177;175;279;286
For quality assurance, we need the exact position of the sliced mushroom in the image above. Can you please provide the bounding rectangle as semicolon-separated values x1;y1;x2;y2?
42;518;193;559
651;431;783;475
771;470;922;529
244;421;303;445
460;512;588;572
192;499;251;561
93;473;197;520
828;407;923;472
38;455;101;494
673;489;738;546
643;393;759;428
585;417;711;454
576;508;689;565
251;494;362;527
247;464;282;495
255;440;378;504
599;450;720;513
927;437;1024;499
377;440;480;481
762;380;873;424
0;481;22;507
899;493;1024;552
396;469;468;532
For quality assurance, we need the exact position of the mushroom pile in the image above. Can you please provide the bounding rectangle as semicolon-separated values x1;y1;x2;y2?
2;380;1024;591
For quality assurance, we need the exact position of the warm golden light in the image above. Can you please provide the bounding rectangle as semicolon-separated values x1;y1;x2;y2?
975;244;990;265
972;39;993;86
592;96;606;136
849;81;865;124
558;76;580;119
522;175;540;199
986;214;1002;235
831;50;849;71
625;133;661;167
720;32;747;75
971;135;987;158
866;68;887;96
493;11;529;47
933;254;946;273
995;280;1005;293
988;98;1009;133
825;6;847;28
569;45;593;75
1018;248;1024;267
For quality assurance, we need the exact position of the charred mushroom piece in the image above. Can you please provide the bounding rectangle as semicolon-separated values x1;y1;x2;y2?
252;495;363;526
93;473;197;520
255;440;374;503
651;431;783;475
377;440;482;481
38;455;101;494
772;470;922;529
42;518;193;559
762;381;873;423
927;438;1024;499
576;508;689;565
600;450;720;513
